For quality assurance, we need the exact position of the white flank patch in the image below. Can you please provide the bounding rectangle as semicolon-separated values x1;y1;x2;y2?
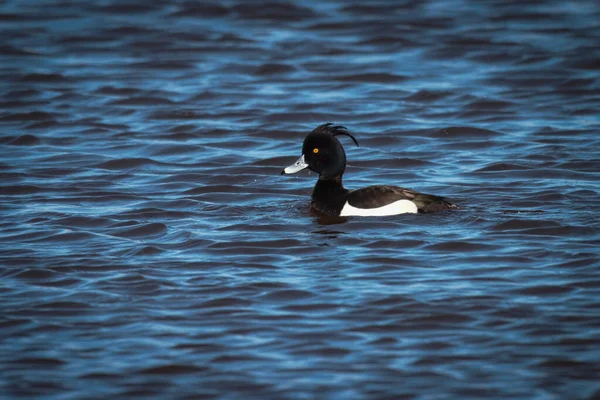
340;199;418;216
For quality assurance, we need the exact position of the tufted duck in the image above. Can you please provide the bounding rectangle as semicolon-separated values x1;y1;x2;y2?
281;123;457;216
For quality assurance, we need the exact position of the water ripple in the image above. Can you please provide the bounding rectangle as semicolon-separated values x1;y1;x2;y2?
1;0;600;399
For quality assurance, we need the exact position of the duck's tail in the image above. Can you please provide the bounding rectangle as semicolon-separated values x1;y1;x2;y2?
415;194;458;213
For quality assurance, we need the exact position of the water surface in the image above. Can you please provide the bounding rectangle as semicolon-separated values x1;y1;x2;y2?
1;0;600;399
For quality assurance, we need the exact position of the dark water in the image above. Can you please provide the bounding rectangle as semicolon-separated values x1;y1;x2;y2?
1;0;600;398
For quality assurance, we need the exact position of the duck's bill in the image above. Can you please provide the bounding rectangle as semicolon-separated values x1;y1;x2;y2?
281;154;308;175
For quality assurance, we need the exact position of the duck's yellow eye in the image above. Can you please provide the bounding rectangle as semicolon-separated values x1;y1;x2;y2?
313;148;319;154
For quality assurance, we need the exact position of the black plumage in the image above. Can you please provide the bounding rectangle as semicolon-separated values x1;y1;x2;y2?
346;185;456;214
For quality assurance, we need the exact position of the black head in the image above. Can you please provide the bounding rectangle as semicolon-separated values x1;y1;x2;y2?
281;123;359;179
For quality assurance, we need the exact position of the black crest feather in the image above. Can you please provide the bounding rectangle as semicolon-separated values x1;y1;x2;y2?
317;123;359;147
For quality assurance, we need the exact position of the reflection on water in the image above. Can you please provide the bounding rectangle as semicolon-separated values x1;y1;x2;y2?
1;0;600;399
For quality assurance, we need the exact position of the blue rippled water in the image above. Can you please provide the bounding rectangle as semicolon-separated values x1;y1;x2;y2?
1;0;600;398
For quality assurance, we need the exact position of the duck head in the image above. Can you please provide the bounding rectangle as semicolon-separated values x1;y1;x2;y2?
281;123;359;180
